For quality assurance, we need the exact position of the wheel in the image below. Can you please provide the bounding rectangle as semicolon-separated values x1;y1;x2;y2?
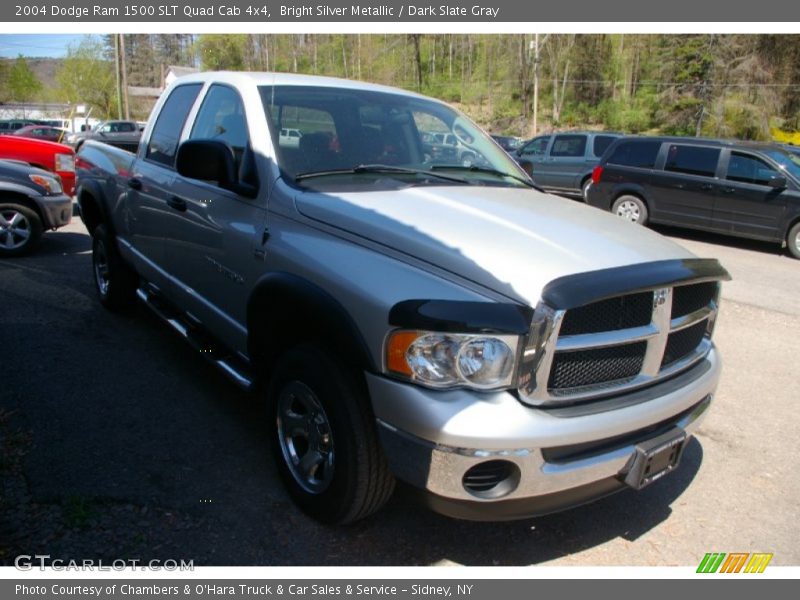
268;343;395;524
787;222;800;260
611;195;649;225
460;152;476;167
92;224;137;310
0;203;42;257
581;178;592;202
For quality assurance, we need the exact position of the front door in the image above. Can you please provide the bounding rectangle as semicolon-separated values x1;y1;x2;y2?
164;84;266;349
712;150;789;241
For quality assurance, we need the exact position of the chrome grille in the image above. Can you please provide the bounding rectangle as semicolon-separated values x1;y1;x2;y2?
518;280;720;405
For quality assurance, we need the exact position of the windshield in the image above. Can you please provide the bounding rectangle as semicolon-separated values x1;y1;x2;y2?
259;85;529;190
765;149;800;181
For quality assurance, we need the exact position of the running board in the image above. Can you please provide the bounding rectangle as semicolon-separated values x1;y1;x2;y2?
135;287;255;391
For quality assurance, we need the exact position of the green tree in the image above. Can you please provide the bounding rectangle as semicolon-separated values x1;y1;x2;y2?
55;38;116;119
8;56;42;102
196;35;248;70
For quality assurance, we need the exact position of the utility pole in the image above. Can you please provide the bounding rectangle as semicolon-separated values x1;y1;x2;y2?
530;34;547;136
114;34;122;120
119;34;130;120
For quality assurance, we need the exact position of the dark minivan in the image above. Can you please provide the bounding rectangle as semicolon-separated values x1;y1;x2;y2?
514;131;621;198
587;136;800;259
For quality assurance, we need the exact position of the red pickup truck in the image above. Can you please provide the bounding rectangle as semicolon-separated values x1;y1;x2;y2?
0;135;76;195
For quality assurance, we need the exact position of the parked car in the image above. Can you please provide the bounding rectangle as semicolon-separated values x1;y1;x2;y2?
13;124;68;143
783;143;800;158
587;136;800;259
514;131;622;199
279;128;303;148
0;135;76;196
77;71;729;524
0;119;43;133
490;134;523;153
0;159;72;257
67;120;142;153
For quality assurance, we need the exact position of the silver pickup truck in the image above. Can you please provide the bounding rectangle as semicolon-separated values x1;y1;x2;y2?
76;72;729;524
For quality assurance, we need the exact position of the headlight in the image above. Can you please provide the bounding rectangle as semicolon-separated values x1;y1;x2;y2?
386;330;519;390
29;174;63;195
55;153;75;172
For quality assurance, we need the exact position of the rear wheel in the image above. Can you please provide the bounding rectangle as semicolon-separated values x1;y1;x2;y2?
787;222;800;259
581;178;592;202
0;203;42;258
92;224;137;310
268;343;395;524
611;195;649;225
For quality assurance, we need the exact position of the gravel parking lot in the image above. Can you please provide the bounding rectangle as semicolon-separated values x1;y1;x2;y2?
1;212;798;567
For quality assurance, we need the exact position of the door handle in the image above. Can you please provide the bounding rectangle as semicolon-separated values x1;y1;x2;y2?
127;177;143;190
722;187;736;194
700;184;714;191
167;196;188;212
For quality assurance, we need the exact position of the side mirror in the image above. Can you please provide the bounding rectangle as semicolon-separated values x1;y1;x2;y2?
767;174;787;189
518;159;534;177
176;139;258;198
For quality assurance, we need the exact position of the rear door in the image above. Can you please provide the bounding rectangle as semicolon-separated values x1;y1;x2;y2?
712;150;789;241
126;83;203;279
648;143;721;229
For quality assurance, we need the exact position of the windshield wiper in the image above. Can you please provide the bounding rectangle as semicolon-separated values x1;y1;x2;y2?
430;164;539;188
295;164;469;184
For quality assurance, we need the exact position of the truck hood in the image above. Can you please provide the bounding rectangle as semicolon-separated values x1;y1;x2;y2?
295;185;695;305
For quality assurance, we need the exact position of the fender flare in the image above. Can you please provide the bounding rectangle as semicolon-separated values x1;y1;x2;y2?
247;272;377;373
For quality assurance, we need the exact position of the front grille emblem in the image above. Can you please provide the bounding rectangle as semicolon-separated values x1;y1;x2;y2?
653;289;669;309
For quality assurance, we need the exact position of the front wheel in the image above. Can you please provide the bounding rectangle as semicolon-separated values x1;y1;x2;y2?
611;195;649;225
0;203;42;257
787;222;800;259
268;344;395;524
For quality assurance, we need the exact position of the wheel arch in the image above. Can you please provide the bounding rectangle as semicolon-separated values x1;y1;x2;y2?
0;190;45;225
76;181;109;235
247;272;377;378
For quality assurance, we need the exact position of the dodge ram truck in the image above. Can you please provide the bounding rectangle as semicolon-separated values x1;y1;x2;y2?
76;72;729;524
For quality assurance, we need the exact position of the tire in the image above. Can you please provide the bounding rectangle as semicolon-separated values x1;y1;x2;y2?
268;343;395;524
611;194;649;225
787;222;800;260
92;224;137;310
581;178;592;202
0;203;42;258
460;152;476;167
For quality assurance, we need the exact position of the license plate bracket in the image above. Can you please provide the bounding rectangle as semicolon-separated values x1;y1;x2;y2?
622;428;687;490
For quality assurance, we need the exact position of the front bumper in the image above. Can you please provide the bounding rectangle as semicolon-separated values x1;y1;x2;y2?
367;347;720;520
36;193;73;229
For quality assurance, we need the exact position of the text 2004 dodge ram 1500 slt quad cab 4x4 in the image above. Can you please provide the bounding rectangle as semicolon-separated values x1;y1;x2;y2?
76;72;729;524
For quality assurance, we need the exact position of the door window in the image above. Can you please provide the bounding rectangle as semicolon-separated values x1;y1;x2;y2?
145;83;203;167
190;84;250;173
550;135;587;158
593;135;617;157
607;140;661;168
520;136;549;157
726;152;780;186
664;145;720;178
